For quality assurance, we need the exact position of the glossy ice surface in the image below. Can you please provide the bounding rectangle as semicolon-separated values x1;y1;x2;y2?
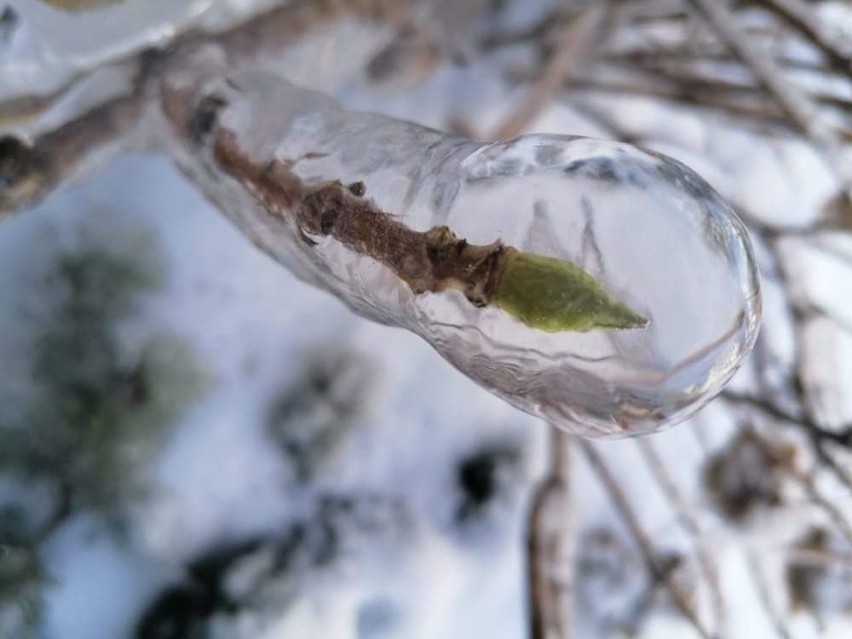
176;73;762;437
440;136;761;436
0;0;275;103
8;0;207;62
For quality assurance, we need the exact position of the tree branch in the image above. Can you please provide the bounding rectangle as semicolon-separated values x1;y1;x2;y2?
746;551;795;639
210;127;511;308
751;0;852;77
490;4;609;140
580;440;713;639
527;428;575;639
637;438;727;637
0;0;404;218
687;0;849;184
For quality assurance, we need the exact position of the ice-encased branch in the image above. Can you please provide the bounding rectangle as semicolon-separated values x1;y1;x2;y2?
156;56;758;437
527;428;575;639
158;54;648;330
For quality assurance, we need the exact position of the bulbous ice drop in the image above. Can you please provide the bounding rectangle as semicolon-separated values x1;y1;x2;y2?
164;69;761;437
440;137;761;436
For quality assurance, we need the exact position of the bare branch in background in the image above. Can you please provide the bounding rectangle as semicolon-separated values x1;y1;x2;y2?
637;438;727;637
747;552;795;639
527;428;575;639
686;0;849;185
580;440;713;639
0;92;142;214
490;4;609;140
0;0;406;217
751;0;852;76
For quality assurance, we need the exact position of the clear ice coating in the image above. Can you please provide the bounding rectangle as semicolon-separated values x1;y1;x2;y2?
168;71;762;437
448;139;761;436
0;0;277;105
7;0;212;62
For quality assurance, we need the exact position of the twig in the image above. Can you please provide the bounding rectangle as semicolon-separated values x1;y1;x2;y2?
720;390;852;448
580;440;713;639
204;125;508;310
612;0;689;23
752;0;852;76
686;0;848;183
604;57;852;121
0;91;142;215
736;227;852;503
793;468;852;547
687;0;820;131
746;551;795;639
810;437;852;495
757;437;852;548
807;236;852;271
561;71;794;127
637;439;727;637
0;78;84;129
527;427;575;639
480;5;575;50
606;48;839;78
490;4;609;140
744;425;852;548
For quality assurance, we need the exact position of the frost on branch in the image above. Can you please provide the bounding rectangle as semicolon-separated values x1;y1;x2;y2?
161;62;761;437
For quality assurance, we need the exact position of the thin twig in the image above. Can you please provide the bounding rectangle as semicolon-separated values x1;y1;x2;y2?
736;226;852;504
746;551;795;639
740;425;852;548
567;77;794;130
637;439;727;637
604;57;852;121
613;0;690;23
480;4;576;50
580;440;713;639
490;4;609;140
0;0;404;217
688;0;819;131
810;437;852;495
794;469;852;547
527;427;575;639
687;0;847;182
0;91;143;215
606;48;840;78
720;390;852;448
752;0;852;77
776;460;852;548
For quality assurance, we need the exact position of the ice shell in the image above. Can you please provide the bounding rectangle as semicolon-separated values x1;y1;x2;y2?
412;135;760;437
178;76;760;438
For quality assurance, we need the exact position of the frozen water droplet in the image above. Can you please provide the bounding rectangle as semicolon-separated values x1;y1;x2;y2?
170;76;761;437
426;136;761;436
